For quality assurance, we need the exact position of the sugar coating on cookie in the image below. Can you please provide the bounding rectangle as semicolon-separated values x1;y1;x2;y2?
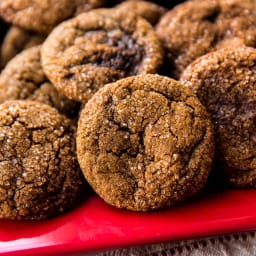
75;0;106;15
0;0;106;34
156;0;256;78
77;74;214;211
115;0;167;25
41;9;164;102
0;46;79;118
180;46;256;187
0;100;85;220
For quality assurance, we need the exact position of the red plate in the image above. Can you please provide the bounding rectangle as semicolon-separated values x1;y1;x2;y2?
0;189;256;256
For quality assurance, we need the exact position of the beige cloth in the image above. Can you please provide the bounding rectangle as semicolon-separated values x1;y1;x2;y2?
90;232;256;256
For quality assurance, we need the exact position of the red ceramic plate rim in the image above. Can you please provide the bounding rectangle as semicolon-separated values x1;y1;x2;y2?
0;189;256;256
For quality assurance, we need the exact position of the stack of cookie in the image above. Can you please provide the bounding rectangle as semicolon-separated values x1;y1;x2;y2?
0;0;254;220
156;0;256;188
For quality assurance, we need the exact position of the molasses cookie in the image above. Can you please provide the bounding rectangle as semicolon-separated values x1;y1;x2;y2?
156;0;256;78
108;0;184;9
75;0;107;15
77;74;214;211
41;9;163;103
0;46;79;118
180;47;256;188
115;0;167;25
0;100;85;220
0;26;45;68
0;0;106;34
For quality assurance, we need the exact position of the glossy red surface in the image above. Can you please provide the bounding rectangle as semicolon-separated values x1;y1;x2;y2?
0;189;256;255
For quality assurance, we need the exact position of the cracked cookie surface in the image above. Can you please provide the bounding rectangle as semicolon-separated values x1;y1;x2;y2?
180;47;256;187
156;0;256;79
41;9;163;103
0;0;106;34
0;100;85;220
77;74;214;211
0;46;79;118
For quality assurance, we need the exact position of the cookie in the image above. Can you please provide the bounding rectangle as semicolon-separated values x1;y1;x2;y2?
0;26;45;68
109;0;184;9
180;47;256;188
75;0;107;15
77;74;214;211
115;0;167;25
0;46;79;118
156;0;256;78
41;9;163;103
0;0;106;34
0;100;85;220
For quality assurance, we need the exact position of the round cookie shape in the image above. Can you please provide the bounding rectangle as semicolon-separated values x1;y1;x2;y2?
0;46;79;118
0;100;85;220
0;0;106;34
41;9;164;103
77;74;214;211
0;26;45;68
156;0;256;79
115;0;167;25
180;47;256;188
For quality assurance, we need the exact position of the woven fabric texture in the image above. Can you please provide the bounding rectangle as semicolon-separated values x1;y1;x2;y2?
89;232;256;256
